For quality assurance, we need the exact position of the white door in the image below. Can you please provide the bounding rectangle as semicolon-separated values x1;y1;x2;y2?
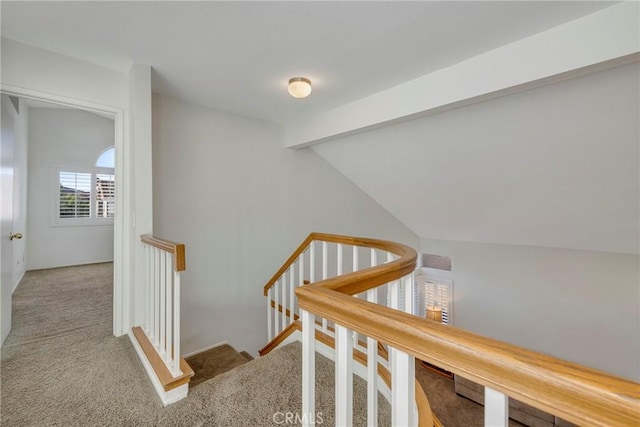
1;95;16;344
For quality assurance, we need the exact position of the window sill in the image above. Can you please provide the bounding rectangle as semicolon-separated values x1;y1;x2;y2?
50;219;115;227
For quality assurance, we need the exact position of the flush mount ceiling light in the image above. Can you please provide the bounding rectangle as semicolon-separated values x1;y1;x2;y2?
288;77;312;98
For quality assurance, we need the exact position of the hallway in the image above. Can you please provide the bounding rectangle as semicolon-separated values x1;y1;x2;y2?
0;263;162;426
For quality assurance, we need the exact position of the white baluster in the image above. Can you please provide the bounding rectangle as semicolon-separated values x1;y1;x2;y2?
153;247;160;346
301;309;316;427
322;242;328;332
166;255;173;365
352;246;359;348
159;251;166;354
371;248;378;308
403;273;414;314
386;252;394;309
310;242;315;283
167;255;176;361
485;387;509;427
274;279;280;335
290;263;295;325
335;324;353;427
297;254;304;320
391;346;416;427
145;244;150;336
337;243;343;275
322;241;328;279
149;246;155;340
267;286;272;341
173;269;181;374
367;286;379;426
281;270;287;330
389;280;399;310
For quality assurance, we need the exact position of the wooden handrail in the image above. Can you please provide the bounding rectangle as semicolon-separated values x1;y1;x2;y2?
263;234;315;295
297;285;640;426
263;232;416;296
141;234;186;271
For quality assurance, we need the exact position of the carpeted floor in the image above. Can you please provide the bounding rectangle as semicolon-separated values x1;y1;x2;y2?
0;263;163;426
0;263;391;426
1;262;506;427
159;341;391;427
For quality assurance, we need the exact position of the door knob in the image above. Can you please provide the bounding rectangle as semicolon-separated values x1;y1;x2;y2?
10;232;22;240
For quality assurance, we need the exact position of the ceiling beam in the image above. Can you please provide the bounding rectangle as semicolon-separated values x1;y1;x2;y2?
284;2;639;148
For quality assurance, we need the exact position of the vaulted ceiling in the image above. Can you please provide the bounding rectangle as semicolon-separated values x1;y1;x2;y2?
1;1;638;254
313;62;639;254
0;1;614;124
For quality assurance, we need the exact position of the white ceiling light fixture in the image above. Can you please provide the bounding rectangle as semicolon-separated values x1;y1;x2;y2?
288;77;312;98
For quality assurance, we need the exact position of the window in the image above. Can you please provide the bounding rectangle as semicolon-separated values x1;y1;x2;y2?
96;173;115;218
54;147;116;225
59;171;92;218
414;254;453;324
96;147;115;168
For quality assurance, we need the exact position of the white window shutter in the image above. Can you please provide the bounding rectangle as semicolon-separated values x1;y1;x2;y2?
59;171;92;218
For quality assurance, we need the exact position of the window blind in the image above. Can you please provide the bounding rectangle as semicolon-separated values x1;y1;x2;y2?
59;171;92;218
96;173;115;218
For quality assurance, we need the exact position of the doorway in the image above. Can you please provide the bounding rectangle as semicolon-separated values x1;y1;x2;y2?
0;95;21;343
0;89;126;343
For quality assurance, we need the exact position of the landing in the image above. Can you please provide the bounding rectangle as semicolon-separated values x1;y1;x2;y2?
157;341;392;426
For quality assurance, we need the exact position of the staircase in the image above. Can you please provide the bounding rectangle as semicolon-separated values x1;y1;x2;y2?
156;342;392;426
131;232;639;426
185;343;253;387
130;234;194;405
260;232;639;427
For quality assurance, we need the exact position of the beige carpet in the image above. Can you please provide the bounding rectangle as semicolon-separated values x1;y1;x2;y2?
159;341;391;426
1;262;507;426
1;263;392;426
0;263;163;426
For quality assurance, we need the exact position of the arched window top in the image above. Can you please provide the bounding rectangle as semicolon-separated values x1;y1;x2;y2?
96;147;115;168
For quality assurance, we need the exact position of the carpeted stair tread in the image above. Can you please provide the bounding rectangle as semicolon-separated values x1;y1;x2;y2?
239;350;254;361
156;341;392;426
2;263;492;426
186;344;251;388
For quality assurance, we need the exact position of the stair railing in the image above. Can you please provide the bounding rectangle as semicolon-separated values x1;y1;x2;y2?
264;232;640;427
141;234;184;375
264;233;421;426
130;234;193;406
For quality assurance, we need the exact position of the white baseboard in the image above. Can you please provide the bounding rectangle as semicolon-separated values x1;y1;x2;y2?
127;330;188;406
183;340;228;358
26;259;115;271
12;270;25;294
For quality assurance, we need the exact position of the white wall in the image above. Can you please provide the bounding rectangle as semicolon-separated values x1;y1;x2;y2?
152;94;418;355
128;63;154;328
27;108;115;269
11;98;29;289
1;39;128;109
421;238;639;381
1;38;154;336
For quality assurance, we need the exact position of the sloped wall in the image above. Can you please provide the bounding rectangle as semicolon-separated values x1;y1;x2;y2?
152;94;418;355
312;63;639;255
311;63;640;381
